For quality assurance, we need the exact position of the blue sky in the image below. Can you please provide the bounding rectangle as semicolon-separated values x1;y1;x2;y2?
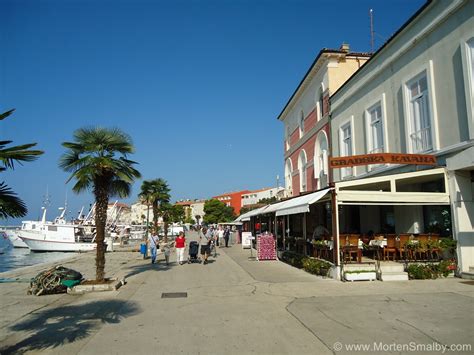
1;0;424;223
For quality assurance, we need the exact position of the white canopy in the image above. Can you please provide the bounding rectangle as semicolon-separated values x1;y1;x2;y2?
234;205;269;222
275;188;332;217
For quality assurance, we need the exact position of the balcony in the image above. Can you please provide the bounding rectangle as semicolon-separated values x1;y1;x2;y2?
410;127;432;153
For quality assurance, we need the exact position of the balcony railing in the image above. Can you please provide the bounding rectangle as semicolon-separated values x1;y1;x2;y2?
410;127;432;152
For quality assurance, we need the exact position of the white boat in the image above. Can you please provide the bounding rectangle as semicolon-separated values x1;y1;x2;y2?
18;206;97;252
2;228;28;248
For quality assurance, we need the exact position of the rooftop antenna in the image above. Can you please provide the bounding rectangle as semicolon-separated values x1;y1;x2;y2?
369;8;375;53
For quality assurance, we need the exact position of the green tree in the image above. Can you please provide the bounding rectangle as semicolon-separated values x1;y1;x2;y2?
60;127;141;281
170;204;185;223
203;199;235;224
258;196;278;204
184;216;195;224
0;109;44;219
138;178;171;238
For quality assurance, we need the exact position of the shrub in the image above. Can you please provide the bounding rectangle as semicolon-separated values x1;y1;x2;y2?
437;259;456;277
302;258;332;277
439;238;457;252
281;251;307;269
407;261;456;280
407;264;435;279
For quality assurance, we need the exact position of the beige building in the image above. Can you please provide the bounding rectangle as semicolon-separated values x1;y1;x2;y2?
130;201;156;225
279;45;370;197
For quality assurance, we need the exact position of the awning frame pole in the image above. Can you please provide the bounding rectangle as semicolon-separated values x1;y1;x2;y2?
331;188;340;267
303;212;307;255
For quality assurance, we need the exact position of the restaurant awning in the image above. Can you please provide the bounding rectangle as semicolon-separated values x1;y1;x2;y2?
275;188;332;216
234;205;269;222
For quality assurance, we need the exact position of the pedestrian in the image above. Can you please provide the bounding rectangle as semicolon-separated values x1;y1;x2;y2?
199;227;212;265
175;231;186;265
223;226;231;248
148;229;159;264
218;226;224;247
160;238;171;266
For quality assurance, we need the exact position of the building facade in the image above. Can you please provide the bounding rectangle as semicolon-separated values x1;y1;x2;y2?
330;0;474;273
279;45;370;197
212;190;250;215
190;200;205;224
241;187;286;207
130;201;155;225
107;202;131;225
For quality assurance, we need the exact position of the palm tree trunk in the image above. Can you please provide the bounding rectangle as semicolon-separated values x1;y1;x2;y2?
94;185;108;282
164;220;168;243
152;202;158;232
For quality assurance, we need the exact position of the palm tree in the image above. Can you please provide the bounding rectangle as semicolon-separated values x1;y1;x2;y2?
138;178;170;240
0;109;43;219
60;127;141;281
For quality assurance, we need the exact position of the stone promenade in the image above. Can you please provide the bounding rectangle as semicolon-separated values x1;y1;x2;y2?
0;231;473;354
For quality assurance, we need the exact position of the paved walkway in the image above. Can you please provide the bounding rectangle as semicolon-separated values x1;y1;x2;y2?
0;231;473;354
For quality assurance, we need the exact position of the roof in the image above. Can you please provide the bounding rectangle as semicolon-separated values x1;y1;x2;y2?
277;48;371;121
212;190;251;198
175;201;193;206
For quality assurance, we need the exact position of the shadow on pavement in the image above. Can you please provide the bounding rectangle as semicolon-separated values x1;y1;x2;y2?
124;262;173;278
0;300;141;354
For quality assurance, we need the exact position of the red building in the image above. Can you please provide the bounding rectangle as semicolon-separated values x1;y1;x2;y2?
212;190;250;215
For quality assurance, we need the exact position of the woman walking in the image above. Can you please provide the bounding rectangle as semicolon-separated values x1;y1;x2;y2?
175;231;186;265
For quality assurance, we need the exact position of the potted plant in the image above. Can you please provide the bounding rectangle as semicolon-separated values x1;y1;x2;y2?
344;270;377;282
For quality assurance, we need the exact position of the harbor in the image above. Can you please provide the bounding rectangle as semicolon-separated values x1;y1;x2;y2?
0;247;72;273
0;231;473;354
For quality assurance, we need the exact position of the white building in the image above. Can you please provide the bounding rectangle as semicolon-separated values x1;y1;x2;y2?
190;200;205;224
130;201;156;225
330;0;474;275
241;187;286;206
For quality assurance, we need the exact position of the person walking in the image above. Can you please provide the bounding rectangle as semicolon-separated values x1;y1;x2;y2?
160;238;171;266
148;229;159;264
175;231;186;265
223;226;231;248
218;226;224;247
199;227;212;265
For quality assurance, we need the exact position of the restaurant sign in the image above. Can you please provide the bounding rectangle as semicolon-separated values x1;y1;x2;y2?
330;153;437;168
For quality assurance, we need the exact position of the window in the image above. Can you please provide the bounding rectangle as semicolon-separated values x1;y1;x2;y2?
299;111;305;137
407;72;432;152
298;150;308;193
340;122;353;178
285;126;290;151
314;131;329;189
367;102;384;154
316;85;324;120
285;159;293;196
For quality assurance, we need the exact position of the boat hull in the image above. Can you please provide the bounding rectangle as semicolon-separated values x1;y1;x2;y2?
19;232;96;252
7;232;29;248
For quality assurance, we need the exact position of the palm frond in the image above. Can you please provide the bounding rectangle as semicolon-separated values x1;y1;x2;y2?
0;142;43;170
0;109;15;121
0;182;27;219
60;126;141;200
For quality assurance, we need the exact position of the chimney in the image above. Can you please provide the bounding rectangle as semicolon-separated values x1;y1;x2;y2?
340;43;350;53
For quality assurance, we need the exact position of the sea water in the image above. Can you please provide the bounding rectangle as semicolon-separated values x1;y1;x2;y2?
0;246;72;273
